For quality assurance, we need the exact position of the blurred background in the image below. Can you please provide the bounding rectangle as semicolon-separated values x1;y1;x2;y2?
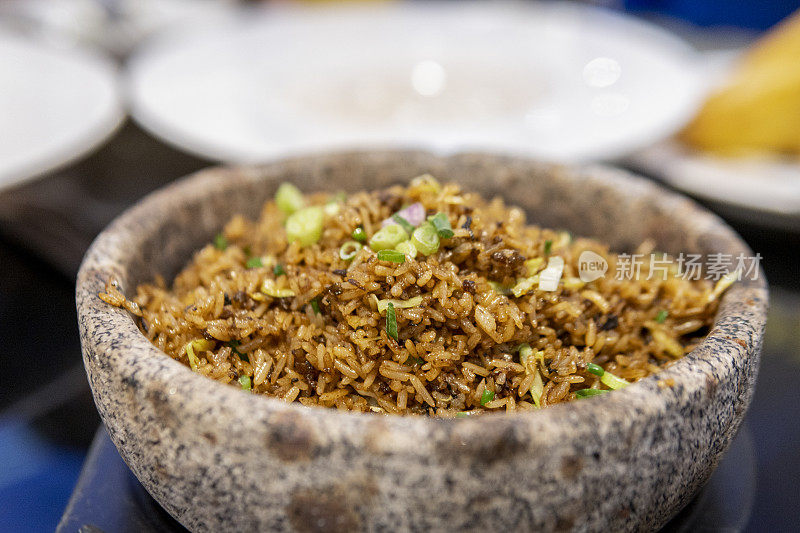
1;1;798;531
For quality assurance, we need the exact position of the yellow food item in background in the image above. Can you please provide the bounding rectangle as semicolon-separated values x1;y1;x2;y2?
680;10;800;156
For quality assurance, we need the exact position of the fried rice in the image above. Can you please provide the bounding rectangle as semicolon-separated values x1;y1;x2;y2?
100;175;733;416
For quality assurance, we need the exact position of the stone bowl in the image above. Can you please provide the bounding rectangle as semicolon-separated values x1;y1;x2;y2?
76;151;767;532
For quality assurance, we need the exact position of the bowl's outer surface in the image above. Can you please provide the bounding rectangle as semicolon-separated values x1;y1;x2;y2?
76;151;767;533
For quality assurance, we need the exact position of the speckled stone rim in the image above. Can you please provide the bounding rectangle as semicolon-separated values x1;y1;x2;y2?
77;150;767;532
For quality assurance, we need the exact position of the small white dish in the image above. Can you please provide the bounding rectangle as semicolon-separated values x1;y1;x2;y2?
125;1;703;164
0;28;123;191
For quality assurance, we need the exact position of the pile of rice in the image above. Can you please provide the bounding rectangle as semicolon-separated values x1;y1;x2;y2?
100;175;730;416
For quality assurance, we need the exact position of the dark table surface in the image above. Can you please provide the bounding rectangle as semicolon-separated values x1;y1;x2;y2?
1;121;798;532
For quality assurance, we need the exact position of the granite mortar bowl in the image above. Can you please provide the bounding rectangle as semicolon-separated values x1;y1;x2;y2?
76;151;767;532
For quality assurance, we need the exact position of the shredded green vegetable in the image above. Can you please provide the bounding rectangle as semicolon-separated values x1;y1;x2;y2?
273;264;286;276
517;343;533;364
480;389;495;406
261;279;295;298
245;257;263;269
386;302;398;341
184;339;215;372
377;249;406;263
601;371;630;390
544;239;553;255
655;310;669;323
238;375;252;391
428;212;454;238
213;233;228;251
576;388;608;398
310;298;321;315
375;295;423;313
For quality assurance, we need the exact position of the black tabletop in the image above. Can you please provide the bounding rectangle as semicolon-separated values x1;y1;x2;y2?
1;122;798;532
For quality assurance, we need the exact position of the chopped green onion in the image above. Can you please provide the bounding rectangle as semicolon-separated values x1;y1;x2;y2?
376;295;423;313
261;279;295;298
511;276;538;297
273;264;286;276
339;241;362;261
369;224;408;251
489;281;514;296
285;206;324;247
544;240;553;255
525;257;545;276
655;310;668;323
227;340;249;362
586;363;605;377
351;226;367;242
184;339;215;371
377;249;406;263
213;233;228;251
576;388;608;398
530;370;544;408
428;212;454;239
310;298;321;315
323;192;345;216
395;240;417;259
480;389;495;406
391;214;415;234
275;182;305;215
518;343;533;364
601;371;630;390
455;412;470;418
245;257;263;269
386;302;398;341
411;223;440;256
238;375;252;391
409;174;441;194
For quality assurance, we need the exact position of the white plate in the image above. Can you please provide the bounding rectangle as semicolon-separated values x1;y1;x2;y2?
125;1;703;164
627;50;800;228
0;28;123;191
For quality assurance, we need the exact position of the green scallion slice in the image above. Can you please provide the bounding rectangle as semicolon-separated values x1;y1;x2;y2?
273;264;286;276
238;375;252;391
310;298;321;315
377;249;406;263
391;214;415;234
369;224;409;251
517;343;533;365
376;295;423;313
575;388;607;398
213;233;228;251
352;226;367;242
339;241;362;261
428;212;454;239
386;302;398;341
227;340;249;362
285;206;324;247
275;182;305;215
586;363;605;377
600;371;630;390
480;389;495;406
655;310;668;323
245;257;263;269
544;239;553;255
411;222;440;256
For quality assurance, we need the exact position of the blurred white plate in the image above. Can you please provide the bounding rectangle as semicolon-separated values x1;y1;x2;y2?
0;29;123;191
627;50;800;228
125;1;703;164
